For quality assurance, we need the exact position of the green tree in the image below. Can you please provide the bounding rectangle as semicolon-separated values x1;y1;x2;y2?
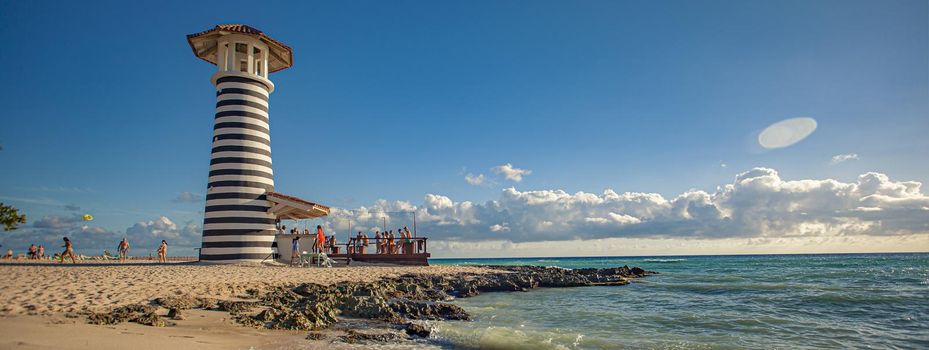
1;203;27;231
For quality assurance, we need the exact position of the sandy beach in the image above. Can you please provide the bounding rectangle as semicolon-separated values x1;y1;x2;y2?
0;262;495;349
0;262;492;316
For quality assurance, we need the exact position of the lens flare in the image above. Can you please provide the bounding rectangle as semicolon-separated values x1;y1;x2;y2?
758;117;818;149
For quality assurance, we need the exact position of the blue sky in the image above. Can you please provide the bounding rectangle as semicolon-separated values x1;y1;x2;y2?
1;0;927;256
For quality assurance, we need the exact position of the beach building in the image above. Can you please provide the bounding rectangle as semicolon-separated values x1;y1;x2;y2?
187;24;330;263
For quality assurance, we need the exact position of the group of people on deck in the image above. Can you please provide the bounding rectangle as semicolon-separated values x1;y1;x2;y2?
370;227;417;255
281;224;420;257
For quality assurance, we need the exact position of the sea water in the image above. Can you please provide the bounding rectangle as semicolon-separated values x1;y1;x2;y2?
428;254;929;349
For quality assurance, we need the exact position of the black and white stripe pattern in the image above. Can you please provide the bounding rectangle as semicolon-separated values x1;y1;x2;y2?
200;75;277;262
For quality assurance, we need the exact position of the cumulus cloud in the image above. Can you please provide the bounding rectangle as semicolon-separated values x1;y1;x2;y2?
464;173;486;186
492;163;532;182
126;216;201;248
173;192;202;203
33;215;83;230
830;153;859;165
2;214;201;255
320;168;929;243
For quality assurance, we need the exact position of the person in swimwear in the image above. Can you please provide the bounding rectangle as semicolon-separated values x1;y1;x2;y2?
117;238;130;262
60;237;76;263
315;225;326;254
157;240;168;263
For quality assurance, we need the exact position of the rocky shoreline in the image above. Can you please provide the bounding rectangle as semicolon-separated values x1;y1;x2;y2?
85;265;655;345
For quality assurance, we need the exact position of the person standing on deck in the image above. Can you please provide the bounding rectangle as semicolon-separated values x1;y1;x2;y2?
403;227;413;254
315;225;326;254
354;231;363;254
374;231;382;254
387;230;396;254
37;245;45;259
361;231;369;254
28;244;37;259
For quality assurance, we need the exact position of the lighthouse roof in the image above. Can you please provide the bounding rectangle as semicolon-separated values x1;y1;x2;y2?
187;24;294;73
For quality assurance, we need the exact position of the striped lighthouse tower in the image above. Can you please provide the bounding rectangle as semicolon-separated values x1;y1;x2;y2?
187;25;294;263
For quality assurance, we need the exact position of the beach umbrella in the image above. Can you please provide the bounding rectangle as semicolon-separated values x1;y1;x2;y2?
82;214;94;221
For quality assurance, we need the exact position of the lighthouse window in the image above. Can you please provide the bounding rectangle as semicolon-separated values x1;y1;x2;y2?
253;47;263;76
220;43;227;71
236;43;248;73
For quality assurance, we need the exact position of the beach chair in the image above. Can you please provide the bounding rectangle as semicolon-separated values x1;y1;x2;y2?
299;252;333;268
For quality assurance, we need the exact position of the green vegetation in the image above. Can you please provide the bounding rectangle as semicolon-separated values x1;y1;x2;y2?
1;203;26;231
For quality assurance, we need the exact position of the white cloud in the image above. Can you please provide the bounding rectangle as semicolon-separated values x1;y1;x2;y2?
173;192;202;203
3;215;202;255
464;173;486;186
320;168;929;243
491;163;532;182
489;223;510;232
830;153;859;165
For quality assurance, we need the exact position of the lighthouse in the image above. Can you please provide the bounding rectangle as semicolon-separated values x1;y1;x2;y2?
187;24;329;263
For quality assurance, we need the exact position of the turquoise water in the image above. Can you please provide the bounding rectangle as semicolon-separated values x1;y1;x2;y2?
429;254;929;349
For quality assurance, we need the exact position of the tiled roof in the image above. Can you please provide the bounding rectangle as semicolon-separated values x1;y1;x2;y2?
186;24;294;73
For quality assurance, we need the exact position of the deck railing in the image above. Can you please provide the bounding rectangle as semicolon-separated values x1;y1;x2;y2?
331;237;428;255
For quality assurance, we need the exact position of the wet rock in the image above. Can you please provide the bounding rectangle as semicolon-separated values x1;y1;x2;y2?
154;296;198;310
134;312;167;327
167;308;185;320
338;329;405;344
233;313;264;328
87;264;655;336
86;304;158;325
390;299;470;321
217;301;258;314
196;297;219;310
405;322;431;338
269;311;320;330
253;308;279;322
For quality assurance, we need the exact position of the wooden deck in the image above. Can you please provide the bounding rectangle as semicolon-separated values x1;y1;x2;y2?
274;235;432;266
329;252;431;266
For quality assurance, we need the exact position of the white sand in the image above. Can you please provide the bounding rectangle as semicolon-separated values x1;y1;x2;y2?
0;262;492;316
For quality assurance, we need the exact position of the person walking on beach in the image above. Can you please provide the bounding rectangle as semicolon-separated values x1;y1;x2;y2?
117;238;130;262
37;245;45;259
60;237;76;263
157;240;168;263
315;225;326;254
